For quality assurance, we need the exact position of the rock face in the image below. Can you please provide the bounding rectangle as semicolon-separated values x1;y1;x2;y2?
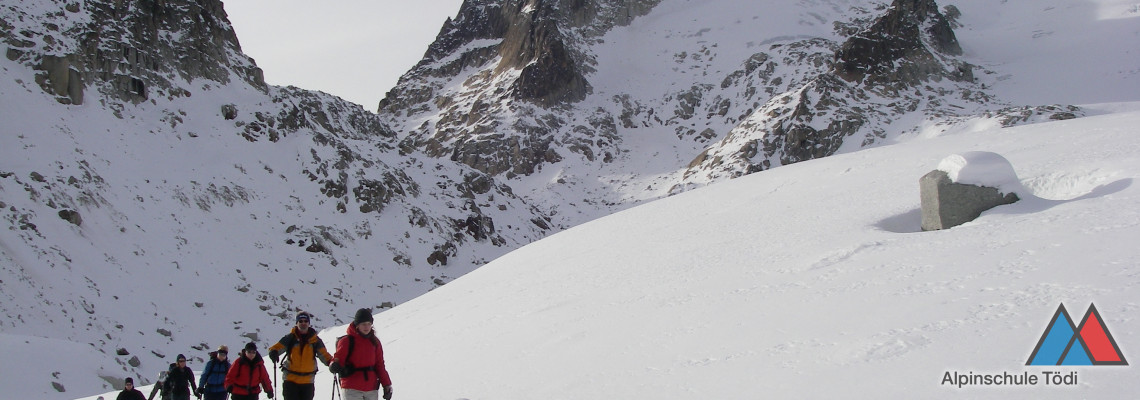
381;0;659;111
834;0;970;85
3;0;266;104
496;0;590;106
680;0;982;185
378;0;661;177
35;55;84;104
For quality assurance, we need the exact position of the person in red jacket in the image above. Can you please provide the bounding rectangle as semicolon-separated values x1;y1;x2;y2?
224;342;274;400
330;308;392;400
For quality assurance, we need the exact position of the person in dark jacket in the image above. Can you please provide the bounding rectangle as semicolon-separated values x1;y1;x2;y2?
330;308;392;400
117;377;147;400
198;345;232;400
164;354;199;400
224;342;274;400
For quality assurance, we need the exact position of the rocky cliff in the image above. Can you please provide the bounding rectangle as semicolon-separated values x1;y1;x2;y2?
682;0;982;183
378;0;661;178
376;0;1080;202
4;0;264;105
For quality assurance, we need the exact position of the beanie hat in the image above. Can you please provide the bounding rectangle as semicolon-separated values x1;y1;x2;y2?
296;311;313;322
176;354;186;361
125;377;134;385
244;342;257;353
353;308;374;325
217;345;229;353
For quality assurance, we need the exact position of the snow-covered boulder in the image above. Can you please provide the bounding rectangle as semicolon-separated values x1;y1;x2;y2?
920;151;1021;230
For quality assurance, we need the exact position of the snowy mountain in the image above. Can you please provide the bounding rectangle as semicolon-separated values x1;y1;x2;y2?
1;0;554;395
1;0;1139;398
375;0;1088;206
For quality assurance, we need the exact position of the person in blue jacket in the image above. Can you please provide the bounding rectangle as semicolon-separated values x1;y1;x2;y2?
197;345;232;400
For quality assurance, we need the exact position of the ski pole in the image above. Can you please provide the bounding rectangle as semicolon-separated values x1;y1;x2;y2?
272;359;278;398
331;375;341;400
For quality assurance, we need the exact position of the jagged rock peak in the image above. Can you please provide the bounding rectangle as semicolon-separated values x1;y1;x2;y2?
375;0;661;178
416;0;661;73
496;0;592;106
678;0;986;188
833;0;968;85
379;0;661;111
2;0;265;104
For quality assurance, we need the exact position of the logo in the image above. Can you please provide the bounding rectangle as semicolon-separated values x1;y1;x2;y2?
1026;303;1128;366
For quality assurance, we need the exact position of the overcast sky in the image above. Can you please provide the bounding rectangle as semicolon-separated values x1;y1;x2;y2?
224;0;465;109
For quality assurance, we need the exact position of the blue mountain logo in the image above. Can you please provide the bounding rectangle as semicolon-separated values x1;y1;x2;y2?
1026;303;1127;366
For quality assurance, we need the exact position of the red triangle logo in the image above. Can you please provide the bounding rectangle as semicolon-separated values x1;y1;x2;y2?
1076;304;1129;365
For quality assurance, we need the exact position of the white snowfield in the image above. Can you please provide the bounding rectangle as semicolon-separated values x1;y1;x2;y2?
357;103;1140;399
66;101;1140;400
117;100;1140;400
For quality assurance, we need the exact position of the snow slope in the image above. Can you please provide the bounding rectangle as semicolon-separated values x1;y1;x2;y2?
953;0;1140;104
359;102;1140;399
78;102;1140;399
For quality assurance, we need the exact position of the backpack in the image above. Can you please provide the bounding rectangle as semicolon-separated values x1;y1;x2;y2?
279;331;324;376
337;334;377;380
200;356;229;390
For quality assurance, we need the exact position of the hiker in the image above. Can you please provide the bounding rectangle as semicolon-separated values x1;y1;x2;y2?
165;354;199;400
117;377;147;400
329;308;392;400
267;311;333;400
198;345;232;400
224;342;274;400
147;365;173;400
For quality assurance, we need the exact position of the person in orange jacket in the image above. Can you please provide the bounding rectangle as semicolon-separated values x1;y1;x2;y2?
267;311;332;400
224;342;274;400
329;308;392;400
